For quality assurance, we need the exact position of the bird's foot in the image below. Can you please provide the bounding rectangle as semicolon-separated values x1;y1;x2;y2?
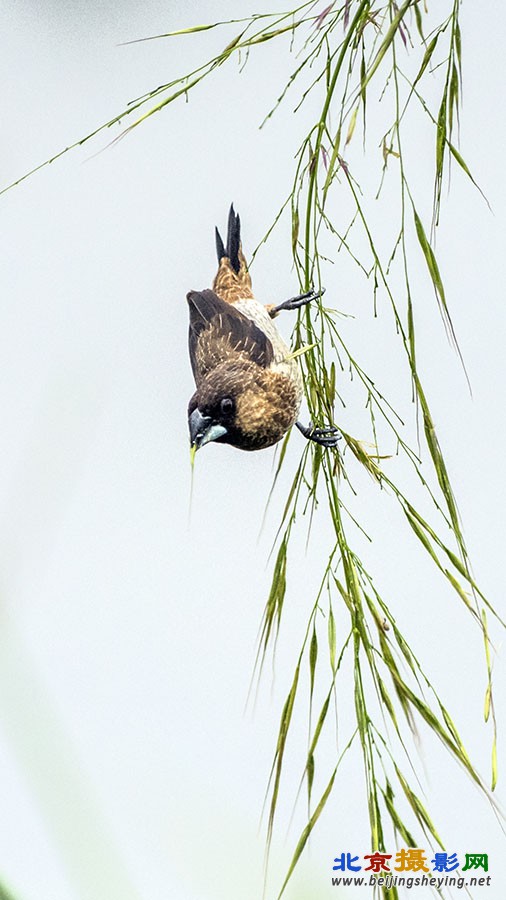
296;420;341;448
269;287;325;317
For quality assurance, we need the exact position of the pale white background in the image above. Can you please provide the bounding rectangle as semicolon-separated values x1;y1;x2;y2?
0;2;505;899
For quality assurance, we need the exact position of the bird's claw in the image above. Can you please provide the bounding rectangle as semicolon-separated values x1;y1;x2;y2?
296;420;341;448
271;287;325;315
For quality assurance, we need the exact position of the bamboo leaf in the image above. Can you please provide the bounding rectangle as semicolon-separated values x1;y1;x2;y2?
292;207;300;256
484;685;491;723
267;663;301;844
412;34;439;88
307;692;331;761
346;106;359;145
309;625;318;698
306;751;315;802
394;765;444;847
278;765;338;898
491;739;497;791
360;0;415;93
328;606;337;672
413;206;451;332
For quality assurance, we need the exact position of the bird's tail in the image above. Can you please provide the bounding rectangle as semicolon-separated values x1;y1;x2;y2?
213;204;253;303
215;204;241;274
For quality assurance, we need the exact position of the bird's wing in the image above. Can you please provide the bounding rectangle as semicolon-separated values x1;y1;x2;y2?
187;289;273;383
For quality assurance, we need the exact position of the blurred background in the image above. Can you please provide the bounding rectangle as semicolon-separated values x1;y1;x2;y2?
1;2;505;898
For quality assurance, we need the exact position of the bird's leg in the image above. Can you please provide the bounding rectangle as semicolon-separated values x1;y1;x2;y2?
296;420;341;448
268;287;325;318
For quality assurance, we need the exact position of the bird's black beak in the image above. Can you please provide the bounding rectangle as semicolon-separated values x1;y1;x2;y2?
189;408;227;450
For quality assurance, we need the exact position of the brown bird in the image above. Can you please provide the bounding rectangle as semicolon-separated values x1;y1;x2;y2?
187;205;339;452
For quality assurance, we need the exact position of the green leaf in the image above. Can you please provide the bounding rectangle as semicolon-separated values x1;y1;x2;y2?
328;606;336;672
278;765;337;897
309;625;318;698
412;34;439;89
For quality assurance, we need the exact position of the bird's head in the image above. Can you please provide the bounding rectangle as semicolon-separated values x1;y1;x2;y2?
188;362;298;453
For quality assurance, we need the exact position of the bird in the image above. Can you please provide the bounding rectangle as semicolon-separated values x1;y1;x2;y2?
187;205;339;453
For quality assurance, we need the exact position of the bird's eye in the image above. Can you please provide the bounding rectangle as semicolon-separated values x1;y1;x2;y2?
220;397;234;416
